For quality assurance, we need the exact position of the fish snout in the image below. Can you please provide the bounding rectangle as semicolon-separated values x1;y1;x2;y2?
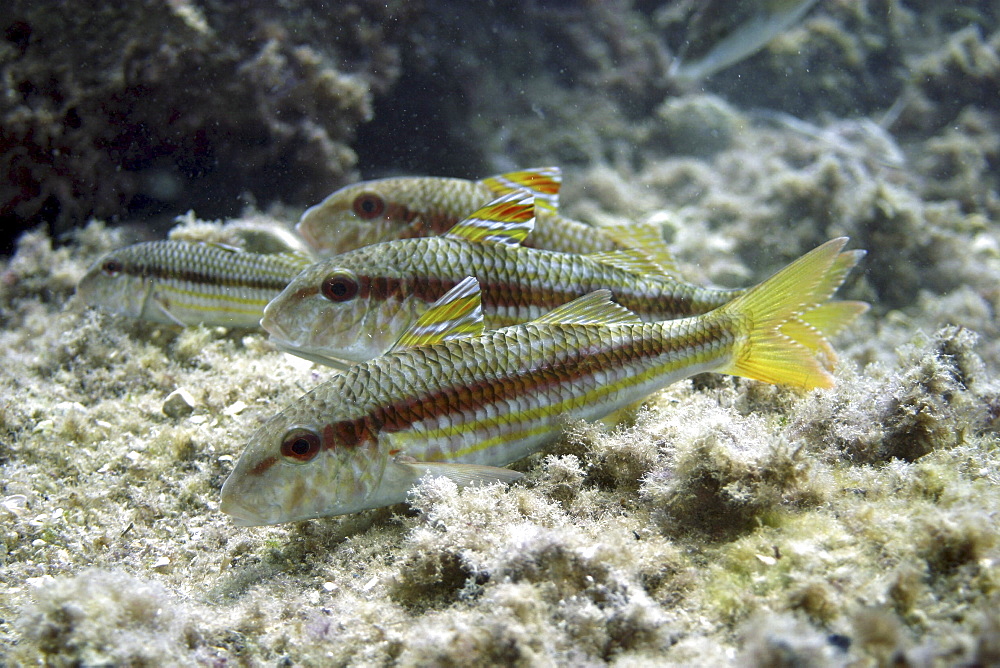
220;482;272;526
260;304;294;345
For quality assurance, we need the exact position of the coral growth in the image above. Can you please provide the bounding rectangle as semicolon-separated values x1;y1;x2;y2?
795;327;995;464
1;211;1000;664
14;570;198;666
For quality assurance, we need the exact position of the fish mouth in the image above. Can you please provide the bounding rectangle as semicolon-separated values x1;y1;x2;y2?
220;478;278;526
260;307;294;346
219;493;273;527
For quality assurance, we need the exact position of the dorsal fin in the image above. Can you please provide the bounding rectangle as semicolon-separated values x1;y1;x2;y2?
480;166;561;211
389;276;485;351
206;241;244;253
594;224;684;280
587;249;675;278
444;192;536;246
531;290;642;326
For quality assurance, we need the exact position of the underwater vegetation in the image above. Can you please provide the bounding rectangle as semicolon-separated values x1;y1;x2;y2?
2;0;1000;665
0;0;413;252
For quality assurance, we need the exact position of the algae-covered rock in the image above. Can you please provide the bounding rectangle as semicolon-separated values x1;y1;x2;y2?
650;94;744;158
0;0;414;249
2;2;1000;665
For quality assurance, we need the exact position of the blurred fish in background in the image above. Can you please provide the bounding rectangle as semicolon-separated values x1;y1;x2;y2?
669;0;821;82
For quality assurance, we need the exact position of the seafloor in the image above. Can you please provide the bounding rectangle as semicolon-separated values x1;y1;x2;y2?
3;2;1000;666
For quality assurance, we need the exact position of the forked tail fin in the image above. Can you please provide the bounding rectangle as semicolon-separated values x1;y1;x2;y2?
714;238;866;390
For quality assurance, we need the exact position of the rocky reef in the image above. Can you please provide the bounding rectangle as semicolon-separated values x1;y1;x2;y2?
1;0;413;251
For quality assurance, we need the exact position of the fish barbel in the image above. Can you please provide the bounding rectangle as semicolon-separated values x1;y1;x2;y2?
296;166;630;256
221;237;864;525
263;192;866;368
77;240;312;328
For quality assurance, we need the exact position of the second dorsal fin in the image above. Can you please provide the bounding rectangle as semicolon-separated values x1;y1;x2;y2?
444;192;536;246
388;276;485;352
592;224;684;280
587;249;675;278
531;290;642;326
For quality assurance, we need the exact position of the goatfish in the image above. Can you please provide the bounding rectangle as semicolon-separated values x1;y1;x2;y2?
297;166;631;256
221;237;864;525
77;240;312;328
263;192;866;368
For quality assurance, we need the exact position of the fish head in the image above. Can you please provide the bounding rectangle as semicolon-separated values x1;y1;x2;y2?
219;384;403;524
295;179;432;255
77;248;154;319
296;176;486;254
261;245;433;364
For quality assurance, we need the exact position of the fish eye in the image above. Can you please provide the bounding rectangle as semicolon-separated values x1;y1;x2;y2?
321;270;359;302
280;428;321;463
101;258;124;276
352;192;385;220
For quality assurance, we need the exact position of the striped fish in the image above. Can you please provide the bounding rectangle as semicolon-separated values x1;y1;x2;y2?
296;166;632;256
77;241;312;328
221;237;864;525
263;192;865;368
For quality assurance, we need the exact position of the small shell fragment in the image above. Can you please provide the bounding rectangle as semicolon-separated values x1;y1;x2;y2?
2;494;28;517
163;388;197;418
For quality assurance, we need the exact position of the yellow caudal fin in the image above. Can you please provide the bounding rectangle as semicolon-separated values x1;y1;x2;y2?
715;238;866;390
798;300;870;339
779;301;870;370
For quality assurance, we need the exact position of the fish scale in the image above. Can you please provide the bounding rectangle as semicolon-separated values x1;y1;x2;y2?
296;166;625;256
221;238;866;525
263;233;740;367
77;240;312;328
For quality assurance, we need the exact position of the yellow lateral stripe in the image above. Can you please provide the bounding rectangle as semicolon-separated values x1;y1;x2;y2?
157;285;272;313
425;330;731;457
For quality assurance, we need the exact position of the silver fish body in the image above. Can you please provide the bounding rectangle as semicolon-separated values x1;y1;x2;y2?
261;235;742;367
221;238;865;525
78;241;311;328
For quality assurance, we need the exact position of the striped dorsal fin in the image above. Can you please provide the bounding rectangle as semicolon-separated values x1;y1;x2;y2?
444;192;536;246
389;276;485;351
480;166;561;211
531;290;642;326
